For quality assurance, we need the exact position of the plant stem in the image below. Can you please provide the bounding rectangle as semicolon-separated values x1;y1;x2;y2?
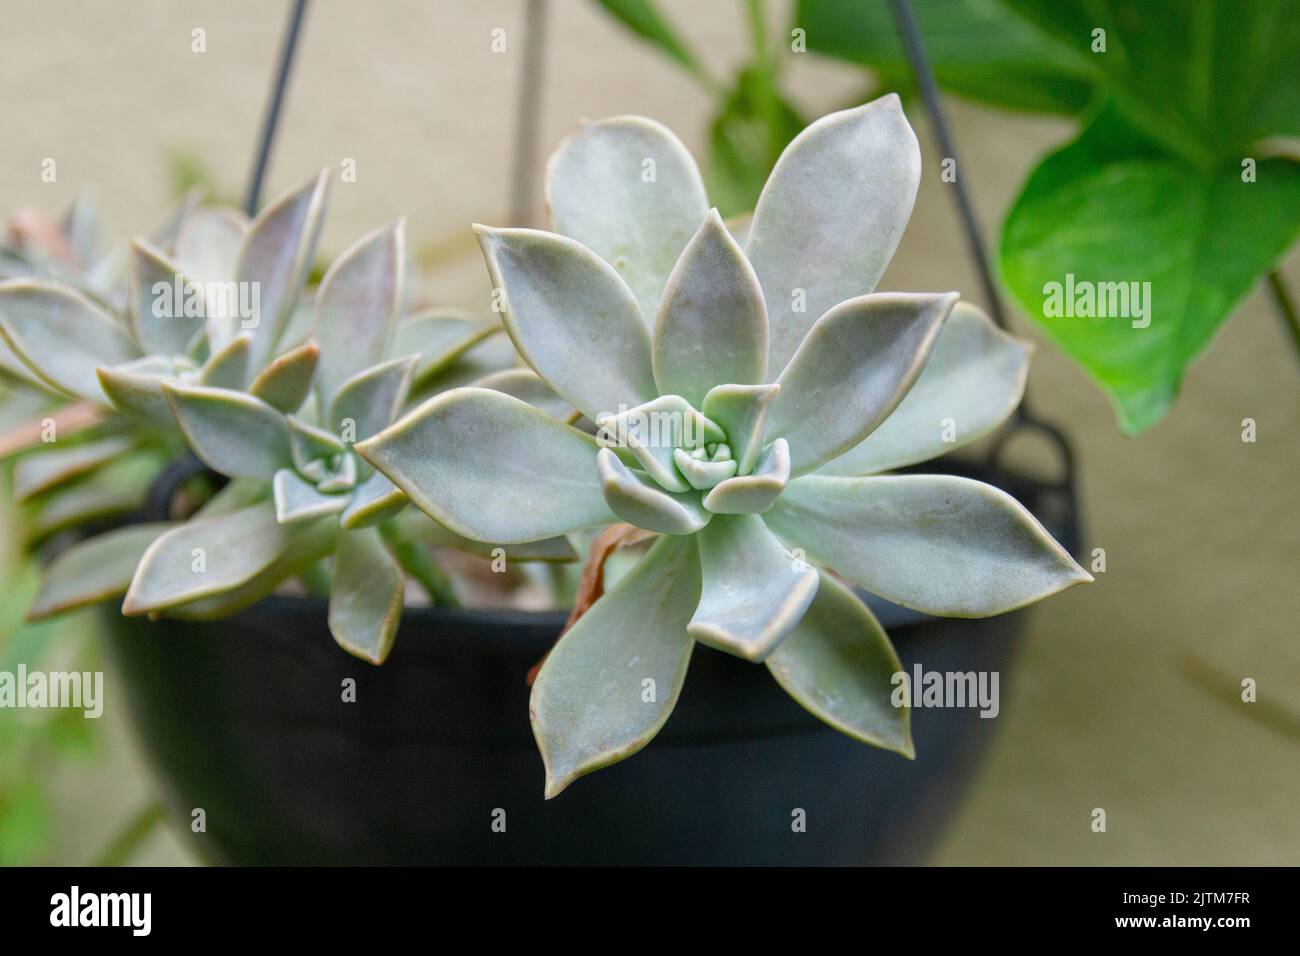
91;802;165;867
1266;270;1300;363
300;561;331;598
380;525;460;608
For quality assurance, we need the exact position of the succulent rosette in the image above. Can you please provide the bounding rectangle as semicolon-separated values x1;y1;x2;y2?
9;173;523;650
370;96;1092;796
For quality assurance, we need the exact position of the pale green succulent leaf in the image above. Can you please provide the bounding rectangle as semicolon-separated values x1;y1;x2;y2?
394;310;499;388
128;239;208;356
315;220;404;405
174;206;247;286
166;516;337;620
653;208;767;406
0;280;139;403
174;208;246;348
388;508;576;562
273;467;347;523
473;367;572;420
545;114;709;322
689;512;819;661
96;360;178;427
248;341;319;413
767;292;956;475
820;302;1030;475
329;526;403;664
28;522;173;621
198;331;252;388
746;96;921;375
316;452;356;493
236;170;329;371
26;454;159;541
531;534;700;798
339;468;407;529
764;474;1091;617
328;355;416;444
701;437;790;514
595;394;723;494
596;447;711;534
14;435;134;503
286;414;346;471
357;387;613;544
766;573;912;756
122;501;295;614
163;381;291;481
475;225;658;422
700;382;779;476
672;448;736;490
408;332;518;399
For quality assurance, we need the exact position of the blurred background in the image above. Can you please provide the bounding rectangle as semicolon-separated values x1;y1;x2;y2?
0;0;1296;865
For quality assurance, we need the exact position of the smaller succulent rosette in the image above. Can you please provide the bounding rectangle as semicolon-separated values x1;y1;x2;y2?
361;96;1091;796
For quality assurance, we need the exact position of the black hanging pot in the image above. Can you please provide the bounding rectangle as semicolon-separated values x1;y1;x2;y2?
101;424;1083;866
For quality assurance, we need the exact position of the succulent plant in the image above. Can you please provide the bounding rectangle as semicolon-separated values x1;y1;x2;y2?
109;215;566;662
359;95;1092;796
8;173;517;635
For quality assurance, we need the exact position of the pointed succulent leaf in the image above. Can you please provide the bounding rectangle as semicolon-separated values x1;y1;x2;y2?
766;573;911;755
28;522;172;620
475;225;658;422
746;95;922;375
96;360;177;426
128;239;208;356
314;220;404;405
273;468;347;523
531;534;700;797
357;387;613;544
166;516;337;620
163;381;291;481
174;206;247;284
596;448;711;534
701;437;790;514
329;526;403;664
820;302;1032;476
339;468;407;529
248;341;319;413
328;355;416;443
122;501;295;614
653;209;767;406
27;457;157;541
595;394;724;494
392;309;498;387
545;115;709;322
236;170;330;371
689;512;820;661
474;367;572;420
0;280;139;403
198;331;252;388
389;507;575;562
410;332;518;398
767;292;956;475
700;382;780;475
764;474;1092;617
14;435;134;502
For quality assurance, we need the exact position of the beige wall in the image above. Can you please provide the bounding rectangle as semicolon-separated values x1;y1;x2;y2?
5;0;1297;865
